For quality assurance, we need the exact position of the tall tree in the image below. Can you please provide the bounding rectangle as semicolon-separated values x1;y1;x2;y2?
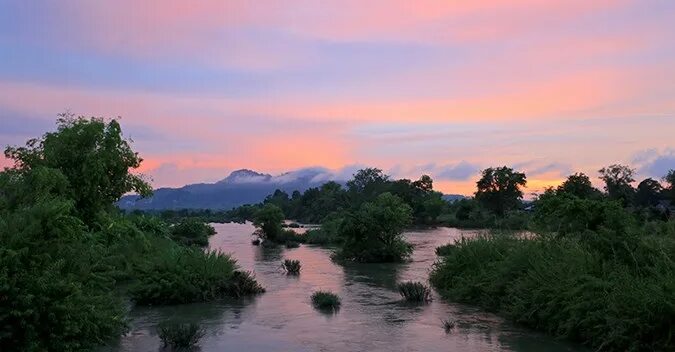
664;169;675;204
346;168;389;198
4;113;151;223
557;173;600;199
635;178;663;207
475;166;527;216
598;164;635;206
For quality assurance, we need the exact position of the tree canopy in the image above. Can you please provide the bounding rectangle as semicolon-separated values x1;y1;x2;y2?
475;166;527;216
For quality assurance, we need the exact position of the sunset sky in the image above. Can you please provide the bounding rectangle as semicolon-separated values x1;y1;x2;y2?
1;0;674;195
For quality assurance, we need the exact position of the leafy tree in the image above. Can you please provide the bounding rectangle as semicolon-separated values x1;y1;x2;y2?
635;178;664;207
664;169;675;204
4;113;151;224
557;173;600;199
475;166;527;216
252;204;285;242
337;193;413;262
598;164;635;206
346;168;389;203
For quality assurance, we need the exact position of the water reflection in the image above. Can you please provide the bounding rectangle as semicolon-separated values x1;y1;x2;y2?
105;222;584;352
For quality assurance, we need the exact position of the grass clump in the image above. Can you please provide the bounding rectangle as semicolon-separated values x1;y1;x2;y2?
397;281;432;302
130;240;264;305
281;259;301;275
441;319;456;333
311;290;341;311
158;322;205;350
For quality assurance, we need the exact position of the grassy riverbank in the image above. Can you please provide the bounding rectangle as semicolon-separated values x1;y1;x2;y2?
430;225;675;351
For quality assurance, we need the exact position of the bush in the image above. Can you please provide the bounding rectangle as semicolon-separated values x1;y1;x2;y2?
169;218;216;247
0;179;128;351
336;193;413;262
130;240;264;305
397;281;432;302
305;217;343;246
158;322;205;350
311;291;341;311
281;259;301;275
430;231;675;351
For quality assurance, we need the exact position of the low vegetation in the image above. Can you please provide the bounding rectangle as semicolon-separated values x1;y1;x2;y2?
282;259;302;275
311;291;341;311
397;281;432;302
158;322;205;350
130;243;263;305
169;218;216;247
431;227;675;351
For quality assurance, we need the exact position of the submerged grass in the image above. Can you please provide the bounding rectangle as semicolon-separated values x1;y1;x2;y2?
430;231;675;352
158;322;205;350
311;290;341;311
281;259;301;275
397;281;432;302
130;238;264;305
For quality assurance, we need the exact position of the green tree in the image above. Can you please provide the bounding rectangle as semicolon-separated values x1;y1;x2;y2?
4;113;151;224
337;193;413;262
598;164;635;206
663;169;675;204
635;178;664;207
557;173;600;199
475;166;527;216
253;204;285;242
347;168;389;203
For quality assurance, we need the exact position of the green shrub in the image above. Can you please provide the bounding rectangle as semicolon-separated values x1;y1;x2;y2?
336;193;413;262
0;173;128;351
282;259;301;275
305;217;343;245
169;218;216;247
158;322;205;350
311;291;341;311
430;231;675;351
130;241;264;305
397;281;432;302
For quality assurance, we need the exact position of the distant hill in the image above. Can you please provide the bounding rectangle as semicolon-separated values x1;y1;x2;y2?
118;168;468;210
118;168;342;210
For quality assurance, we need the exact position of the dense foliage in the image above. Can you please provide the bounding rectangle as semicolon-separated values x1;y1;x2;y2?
0;116;263;351
335;193;413;262
169;218;216;247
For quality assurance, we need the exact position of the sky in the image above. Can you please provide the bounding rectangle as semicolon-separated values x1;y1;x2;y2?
1;0;674;195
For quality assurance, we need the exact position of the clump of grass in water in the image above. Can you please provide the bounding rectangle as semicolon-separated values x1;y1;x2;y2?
158;322;205;350
311;290;341;311
398;281;432;302
281;259;301;275
441;319;456;333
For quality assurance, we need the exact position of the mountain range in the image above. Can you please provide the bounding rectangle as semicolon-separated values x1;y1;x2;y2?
118;168;465;210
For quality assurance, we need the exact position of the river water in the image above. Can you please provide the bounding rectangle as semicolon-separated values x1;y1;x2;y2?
108;222;584;352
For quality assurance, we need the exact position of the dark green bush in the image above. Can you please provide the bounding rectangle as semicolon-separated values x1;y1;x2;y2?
397;281;432;302
169;218;216;247
430;231;675;351
158;322;205;350
336;193;413;262
130;240;264;305
311;291;341;311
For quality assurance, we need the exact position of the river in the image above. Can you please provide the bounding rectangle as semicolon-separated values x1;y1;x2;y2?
107;222;584;352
